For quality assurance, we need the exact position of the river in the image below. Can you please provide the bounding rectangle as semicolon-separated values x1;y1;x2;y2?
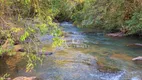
0;22;142;80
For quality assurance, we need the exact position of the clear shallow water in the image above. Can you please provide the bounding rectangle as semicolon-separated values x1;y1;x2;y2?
59;22;142;80
0;22;142;80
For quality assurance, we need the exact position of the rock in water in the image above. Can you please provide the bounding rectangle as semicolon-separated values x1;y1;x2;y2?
18;48;25;52
132;56;142;61
13;76;38;80
132;56;142;64
96;60;120;73
127;43;142;47
106;32;124;37
38;51;53;56
134;43;142;47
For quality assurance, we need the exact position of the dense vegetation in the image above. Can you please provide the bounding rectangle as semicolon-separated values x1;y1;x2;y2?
48;0;142;35
71;0;142;35
55;0;142;36
0;0;142;78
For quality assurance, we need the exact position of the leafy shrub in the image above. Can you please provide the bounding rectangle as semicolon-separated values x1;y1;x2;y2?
125;11;142;35
0;0;65;72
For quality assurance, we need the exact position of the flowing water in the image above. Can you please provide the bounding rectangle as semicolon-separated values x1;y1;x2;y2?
0;22;142;80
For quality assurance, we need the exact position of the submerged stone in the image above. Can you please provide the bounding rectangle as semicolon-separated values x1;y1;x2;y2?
110;53;132;61
97;60;120;73
38;51;54;56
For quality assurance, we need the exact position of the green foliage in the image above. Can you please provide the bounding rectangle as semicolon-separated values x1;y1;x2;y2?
36;23;48;34
11;27;22;33
0;73;10;80
20;31;30;41
125;11;142;34
52;37;64;48
72;0;95;27
50;25;64;47
0;47;12;56
51;28;62;37
0;0;65;73
0;47;5;56
71;0;142;35
26;53;43;72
